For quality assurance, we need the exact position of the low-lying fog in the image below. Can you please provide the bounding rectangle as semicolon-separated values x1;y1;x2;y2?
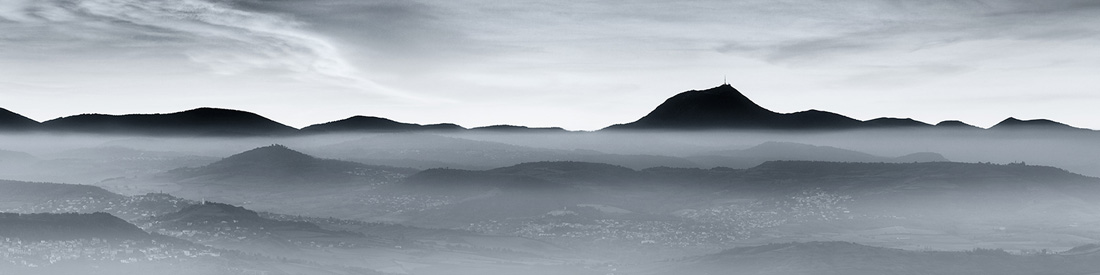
2;130;1099;274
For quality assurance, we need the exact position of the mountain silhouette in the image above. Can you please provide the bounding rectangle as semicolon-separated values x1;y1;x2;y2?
605;84;873;130
989;117;1083;131
300;115;464;133
0;107;39;131
40;107;297;136
862;117;932;128
935;120;982;129
606;84;789;130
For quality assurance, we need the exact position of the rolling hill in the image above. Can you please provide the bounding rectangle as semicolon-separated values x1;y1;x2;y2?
166;144;417;186
39;107;298;136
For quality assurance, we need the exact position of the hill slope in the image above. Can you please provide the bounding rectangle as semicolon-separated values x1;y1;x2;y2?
0;107;39;130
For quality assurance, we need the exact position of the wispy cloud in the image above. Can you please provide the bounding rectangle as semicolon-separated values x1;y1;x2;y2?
0;0;418;100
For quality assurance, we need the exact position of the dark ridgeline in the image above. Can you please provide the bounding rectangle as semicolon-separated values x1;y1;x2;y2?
0;83;1094;135
39;107;298;136
935;120;983;129
603;84;1092;132
0;107;39;131
604;84;865;130
300;115;465;133
861;117;933;128
989;117;1085;131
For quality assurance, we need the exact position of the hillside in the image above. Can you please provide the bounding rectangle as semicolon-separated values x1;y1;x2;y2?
0;212;149;241
0;107;38;130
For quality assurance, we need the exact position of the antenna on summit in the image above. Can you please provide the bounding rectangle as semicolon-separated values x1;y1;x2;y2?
723;75;728;85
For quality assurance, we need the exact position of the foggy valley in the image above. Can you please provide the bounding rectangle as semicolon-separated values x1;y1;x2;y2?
3;84;1100;274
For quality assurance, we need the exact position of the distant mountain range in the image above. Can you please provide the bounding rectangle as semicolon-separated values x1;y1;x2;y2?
37;107;298;136
604;84;1089;131
0;84;1092;136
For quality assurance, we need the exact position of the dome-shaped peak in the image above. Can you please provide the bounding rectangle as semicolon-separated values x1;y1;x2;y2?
215;144;315;165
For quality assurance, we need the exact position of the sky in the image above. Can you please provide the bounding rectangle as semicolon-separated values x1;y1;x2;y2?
1;0;1098;130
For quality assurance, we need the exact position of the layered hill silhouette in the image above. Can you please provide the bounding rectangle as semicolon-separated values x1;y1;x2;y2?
166;144;417;186
315;133;697;170
152;201;348;237
0;212;150;241
653;241;1100;275
990;117;1085;131
300;115;464;133
40;107;297;136
0;179;123;209
376;159;1100;228
687;141;948;168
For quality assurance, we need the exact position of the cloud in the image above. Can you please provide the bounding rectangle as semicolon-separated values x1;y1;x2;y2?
711;0;1100;64
0;0;419;100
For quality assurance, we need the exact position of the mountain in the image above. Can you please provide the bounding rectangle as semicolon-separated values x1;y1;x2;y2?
0;107;39;131
0;212;150;241
40;107;298;136
166;144;416;186
300;115;464;133
989;117;1084;131
605;84;870;130
607;84;802;130
650;241;1100;275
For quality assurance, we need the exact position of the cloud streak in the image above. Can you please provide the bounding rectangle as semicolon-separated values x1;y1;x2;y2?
0;0;418;100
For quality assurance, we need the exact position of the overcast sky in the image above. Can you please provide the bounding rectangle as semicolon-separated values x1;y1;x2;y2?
2;0;1098;130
